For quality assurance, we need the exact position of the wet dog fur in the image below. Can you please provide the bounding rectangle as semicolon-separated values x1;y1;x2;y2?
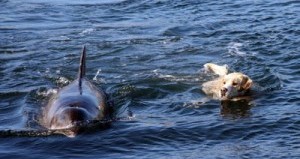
202;63;253;100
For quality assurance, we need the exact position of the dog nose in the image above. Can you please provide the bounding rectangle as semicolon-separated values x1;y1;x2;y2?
221;88;228;97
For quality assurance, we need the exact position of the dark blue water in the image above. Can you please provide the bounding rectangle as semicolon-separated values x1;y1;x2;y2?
0;0;299;158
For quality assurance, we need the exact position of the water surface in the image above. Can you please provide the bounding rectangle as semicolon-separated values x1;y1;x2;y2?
0;0;299;158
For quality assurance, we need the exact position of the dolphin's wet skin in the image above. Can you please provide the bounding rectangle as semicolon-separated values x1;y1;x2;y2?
40;46;113;137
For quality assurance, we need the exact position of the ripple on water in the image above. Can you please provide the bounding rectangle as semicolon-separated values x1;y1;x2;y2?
0;0;299;158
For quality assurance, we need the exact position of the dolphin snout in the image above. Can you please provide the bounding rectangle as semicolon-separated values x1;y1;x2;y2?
50;107;92;129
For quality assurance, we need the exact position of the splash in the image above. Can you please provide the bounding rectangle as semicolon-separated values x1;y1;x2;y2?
57;76;70;85
228;42;247;56
79;28;95;36
183;98;210;108
152;69;201;82
227;42;258;57
0;119;112;137
36;88;58;98
93;69;106;83
48;36;71;42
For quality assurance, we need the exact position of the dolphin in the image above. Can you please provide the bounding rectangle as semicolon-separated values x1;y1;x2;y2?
42;46;112;137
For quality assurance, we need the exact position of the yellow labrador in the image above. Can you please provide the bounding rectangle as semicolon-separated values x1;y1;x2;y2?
202;63;253;100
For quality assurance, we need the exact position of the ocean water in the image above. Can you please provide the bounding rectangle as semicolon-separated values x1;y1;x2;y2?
0;0;299;158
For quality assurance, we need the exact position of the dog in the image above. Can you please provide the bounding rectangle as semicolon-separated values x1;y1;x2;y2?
42;46;112;137
202;63;253;100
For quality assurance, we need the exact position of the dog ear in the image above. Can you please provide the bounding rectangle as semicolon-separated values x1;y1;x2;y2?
204;63;228;76
241;75;252;90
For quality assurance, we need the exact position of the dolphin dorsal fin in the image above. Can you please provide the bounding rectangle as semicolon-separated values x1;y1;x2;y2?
78;46;86;87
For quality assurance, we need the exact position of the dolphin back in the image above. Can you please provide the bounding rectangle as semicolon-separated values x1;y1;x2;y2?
42;46;112;136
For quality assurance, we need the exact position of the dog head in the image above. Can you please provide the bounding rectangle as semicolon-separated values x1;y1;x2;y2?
220;73;252;99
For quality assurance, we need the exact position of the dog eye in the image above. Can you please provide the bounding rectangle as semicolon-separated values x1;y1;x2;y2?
232;82;238;86
223;81;226;85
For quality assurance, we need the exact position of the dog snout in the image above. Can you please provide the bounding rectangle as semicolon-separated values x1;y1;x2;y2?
221;88;228;97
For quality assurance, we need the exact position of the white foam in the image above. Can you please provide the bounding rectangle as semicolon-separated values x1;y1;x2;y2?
93;69;106;83
36;88;58;97
79;28;95;36
48;36;70;42
56;69;61;74
57;77;70;85
228;42;247;56
153;69;201;82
